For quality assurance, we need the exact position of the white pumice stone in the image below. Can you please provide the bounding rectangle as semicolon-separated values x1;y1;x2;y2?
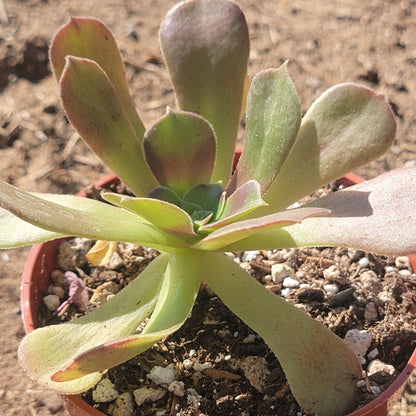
323;283;339;295
43;294;60;311
111;393;134;416
241;250;259;262
133;387;165;406
344;329;372;365
240;356;269;393
92;378;119;403
281;288;291;297
323;265;341;281
193;361;213;372
271;263;293;284
51;286;65;298
367;359;395;377
168;381;185;397
358;257;370;267
148;364;176;386
282;277;300;289
367;348;379;360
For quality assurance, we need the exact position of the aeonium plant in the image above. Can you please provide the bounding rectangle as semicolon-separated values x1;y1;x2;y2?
1;1;415;415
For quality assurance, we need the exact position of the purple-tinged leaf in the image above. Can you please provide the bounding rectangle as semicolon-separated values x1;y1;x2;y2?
194;207;329;251
228;65;301;195
50;17;145;140
0;182;186;251
160;0;249;184
51;250;204;382
102;193;197;239
143;109;216;195
203;253;361;416
60;56;157;196
221;168;416;255
260;83;396;214
199;180;267;232
18;254;169;393
147;186;181;206
56;271;89;313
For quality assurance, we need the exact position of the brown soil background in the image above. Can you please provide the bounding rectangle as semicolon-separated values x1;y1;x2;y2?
0;0;415;415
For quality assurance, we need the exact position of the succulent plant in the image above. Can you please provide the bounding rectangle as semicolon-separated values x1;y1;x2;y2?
1;1;415;415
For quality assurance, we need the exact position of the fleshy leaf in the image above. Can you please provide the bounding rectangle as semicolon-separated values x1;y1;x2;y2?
0;183;186;250
102;192;197;239
86;240;118;266
147;186;181;206
160;0;250;184
60;56;157;196
50;17;145;141
203;253;361;416
221;168;416;255
19;254;169;393
143;108;216;195
228;65;301;194
181;183;224;220
259;83;396;213
194;207;329;251
52;250;204;381
199;180;267;232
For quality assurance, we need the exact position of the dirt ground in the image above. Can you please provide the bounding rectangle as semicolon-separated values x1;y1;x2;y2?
0;0;415;415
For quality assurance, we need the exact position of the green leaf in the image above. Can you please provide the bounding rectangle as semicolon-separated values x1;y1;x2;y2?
203;253;361;416
260;83;396;213
60;56;158;196
228;65;301;195
143;109;216;195
147;186;181;205
181;183;224;217
221;168;416;255
199;180;267;232
194;206;329;251
50;17;145;141
51;249;204;382
0;182;186;250
19;254;169;393
160;0;250;184
102;193;197;240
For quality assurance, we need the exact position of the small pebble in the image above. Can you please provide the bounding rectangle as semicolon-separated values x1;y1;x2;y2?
367;359;395;378
110;393;134;416
43;295;60;311
241;250;259;262
133;387;165;406
344;329;372;364
168;381;185;397
358;257;370;268
51;286;65;298
240;356;269;393
360;270;382;295
323;265;341;281
243;334;256;343
282;277;300;289
323;283;339;295
193;361;213;372
364;302;378;321
395;256;410;269
367;348;379;360
271;263;294;284
148;364;176;385
92;378;119;403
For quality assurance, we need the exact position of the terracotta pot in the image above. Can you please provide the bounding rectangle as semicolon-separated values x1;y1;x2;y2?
21;163;416;416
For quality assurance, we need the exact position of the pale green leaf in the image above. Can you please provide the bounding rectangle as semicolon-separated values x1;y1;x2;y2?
143;109;216;195
19;254;169;393
203;253;361;416
0;182;186;250
194;206;329;251
160;0;249;184
260;83;396;214
60;56;157;196
51;250;204;381
50;17;145;140
228;65;301;194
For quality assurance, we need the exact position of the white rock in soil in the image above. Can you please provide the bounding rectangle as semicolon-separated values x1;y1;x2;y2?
108;251;124;270
90;281;120;305
367;359;395;377
360;270;382;295
92;378;119;403
168;380;185;397
271;263;293;284
395;256;410;270
344;329;372;365
243;334;256;343
323;283;339;295
133;387;165;406
147;364;176;386
281;288;291;297
358;257;370;268
43;295;60;311
367;348;379;360
241;250;259;262
51;286;65;299
193;361;212;372
186;388;202;407
282;277;300;289
323;265;341;281
240;356;269;393
110;392;134;416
